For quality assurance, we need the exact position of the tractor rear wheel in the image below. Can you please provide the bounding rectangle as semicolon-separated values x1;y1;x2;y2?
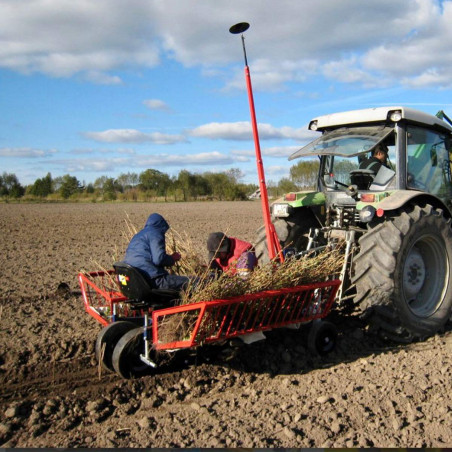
95;321;137;372
353;204;452;342
112;327;153;379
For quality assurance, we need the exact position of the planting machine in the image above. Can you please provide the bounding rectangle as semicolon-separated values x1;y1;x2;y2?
79;263;341;378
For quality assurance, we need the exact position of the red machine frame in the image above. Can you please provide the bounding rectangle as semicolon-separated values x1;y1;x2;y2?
79;270;341;351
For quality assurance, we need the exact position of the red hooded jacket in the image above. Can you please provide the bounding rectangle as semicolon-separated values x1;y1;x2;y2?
212;237;254;274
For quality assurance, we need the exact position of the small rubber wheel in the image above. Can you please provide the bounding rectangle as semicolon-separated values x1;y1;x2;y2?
308;320;337;356
112;327;153;379
95;321;136;372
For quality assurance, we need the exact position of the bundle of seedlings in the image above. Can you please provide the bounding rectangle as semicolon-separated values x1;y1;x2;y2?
166;228;207;275
157;246;344;344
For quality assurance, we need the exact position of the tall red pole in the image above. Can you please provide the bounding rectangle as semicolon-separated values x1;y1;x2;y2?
229;22;282;261
243;52;283;261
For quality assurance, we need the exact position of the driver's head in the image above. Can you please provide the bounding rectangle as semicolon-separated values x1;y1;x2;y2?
372;144;388;163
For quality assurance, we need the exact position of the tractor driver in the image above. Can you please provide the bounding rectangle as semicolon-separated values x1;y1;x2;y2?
359;143;389;174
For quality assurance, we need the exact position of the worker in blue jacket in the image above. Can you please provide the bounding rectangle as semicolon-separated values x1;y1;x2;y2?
124;213;189;291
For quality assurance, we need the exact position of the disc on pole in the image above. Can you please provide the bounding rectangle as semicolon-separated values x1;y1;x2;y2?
229;22;250;34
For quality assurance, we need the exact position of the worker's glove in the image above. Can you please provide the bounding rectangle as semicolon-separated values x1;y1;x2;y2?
171;252;181;262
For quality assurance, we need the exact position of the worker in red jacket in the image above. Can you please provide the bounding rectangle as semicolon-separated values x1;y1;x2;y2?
207;232;257;276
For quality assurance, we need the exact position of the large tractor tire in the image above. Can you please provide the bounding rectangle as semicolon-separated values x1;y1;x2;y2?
353;204;452;342
255;210;320;264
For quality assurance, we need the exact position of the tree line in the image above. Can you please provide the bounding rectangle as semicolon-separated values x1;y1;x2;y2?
0;160;319;202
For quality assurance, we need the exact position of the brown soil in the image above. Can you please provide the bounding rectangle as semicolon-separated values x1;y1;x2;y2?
0;201;451;448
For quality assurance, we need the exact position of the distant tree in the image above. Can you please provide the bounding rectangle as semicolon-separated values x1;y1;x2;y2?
203;172;230;200
0;172;24;198
278;177;299;193
289;159;319;188
93;175;109;190
176;170;197;201
191;173;210;198
224;168;245;184
334;159;358;184
139;169;172;197
59;174;81;199
29;172;53;197
102;178;117;200
117;172;139;191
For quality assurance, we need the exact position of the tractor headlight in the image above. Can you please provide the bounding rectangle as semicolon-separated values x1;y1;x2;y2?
272;203;291;218
309;120;318;131
359;205;376;223
389;110;402;122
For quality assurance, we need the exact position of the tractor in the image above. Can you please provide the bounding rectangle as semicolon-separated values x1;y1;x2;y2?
255;106;452;342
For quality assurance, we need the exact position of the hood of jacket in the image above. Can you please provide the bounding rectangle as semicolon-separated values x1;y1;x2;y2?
144;213;169;233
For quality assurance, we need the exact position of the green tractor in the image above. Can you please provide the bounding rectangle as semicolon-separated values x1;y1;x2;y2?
256;106;452;342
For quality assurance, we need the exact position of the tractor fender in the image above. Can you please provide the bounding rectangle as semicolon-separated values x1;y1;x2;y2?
377;190;451;217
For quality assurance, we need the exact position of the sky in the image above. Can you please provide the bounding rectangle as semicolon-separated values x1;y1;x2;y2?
2;0;452;186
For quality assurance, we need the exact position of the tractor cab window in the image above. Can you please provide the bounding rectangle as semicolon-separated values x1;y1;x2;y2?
321;137;396;190
407;126;452;198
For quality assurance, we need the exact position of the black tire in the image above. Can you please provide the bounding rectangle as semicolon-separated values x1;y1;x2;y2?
353;204;452;341
308;320;337;355
95;321;137;372
255;211;320;264
112;327;153;379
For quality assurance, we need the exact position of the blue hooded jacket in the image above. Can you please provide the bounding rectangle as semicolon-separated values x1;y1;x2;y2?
124;213;175;279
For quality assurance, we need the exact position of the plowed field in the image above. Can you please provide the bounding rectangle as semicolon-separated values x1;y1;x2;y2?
0;202;450;448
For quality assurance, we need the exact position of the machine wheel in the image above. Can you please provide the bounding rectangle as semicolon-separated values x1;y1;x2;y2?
308;320;337;355
255;211;320;264
353;204;452;342
112;327;153;379
95;321;137;372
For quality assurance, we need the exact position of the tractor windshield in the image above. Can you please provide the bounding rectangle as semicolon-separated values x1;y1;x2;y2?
289;126;394;160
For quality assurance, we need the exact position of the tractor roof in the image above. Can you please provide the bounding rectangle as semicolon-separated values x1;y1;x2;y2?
309;106;452;134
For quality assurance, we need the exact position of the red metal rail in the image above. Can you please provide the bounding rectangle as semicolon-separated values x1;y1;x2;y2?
152;279;340;350
78;270;129;326
80;270;340;350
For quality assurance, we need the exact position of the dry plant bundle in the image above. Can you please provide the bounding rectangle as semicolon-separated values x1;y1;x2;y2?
166;229;207;275
183;246;344;304
158;246;344;344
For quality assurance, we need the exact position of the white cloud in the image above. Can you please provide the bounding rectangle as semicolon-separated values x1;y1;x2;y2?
71;147;136;155
0;0;161;82
1;0;450;89
143;99;172;112
50;151;236;173
0;147;57;158
83;129;187;144
190;121;314;141
136;151;234;167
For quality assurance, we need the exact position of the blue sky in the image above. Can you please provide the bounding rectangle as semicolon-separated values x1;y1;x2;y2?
1;0;452;185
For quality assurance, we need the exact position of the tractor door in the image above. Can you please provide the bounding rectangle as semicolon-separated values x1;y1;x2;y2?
406;125;452;200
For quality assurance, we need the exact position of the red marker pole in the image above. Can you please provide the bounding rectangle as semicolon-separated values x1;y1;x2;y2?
229;22;283;261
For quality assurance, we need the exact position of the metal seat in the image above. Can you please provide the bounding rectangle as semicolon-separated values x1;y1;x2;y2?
113;262;179;308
